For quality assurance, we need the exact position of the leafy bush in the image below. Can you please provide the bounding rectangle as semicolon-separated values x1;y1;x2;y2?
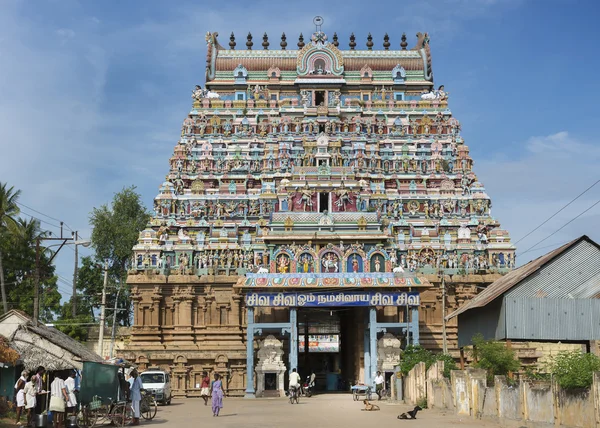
436;353;458;378
399;345;456;378
417;396;428;409
549;351;600;390
471;334;520;383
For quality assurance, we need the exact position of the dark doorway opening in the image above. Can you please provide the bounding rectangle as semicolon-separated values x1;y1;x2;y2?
298;307;367;392
319;193;329;212
264;373;277;391
319;124;325;133
315;91;325;106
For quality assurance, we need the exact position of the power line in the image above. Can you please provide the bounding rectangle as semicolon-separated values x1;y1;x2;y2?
518;198;600;257
514;178;600;246
16;202;74;232
18;209;63;231
518;240;572;257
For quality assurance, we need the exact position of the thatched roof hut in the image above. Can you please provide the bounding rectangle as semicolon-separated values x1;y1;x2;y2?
0;310;103;371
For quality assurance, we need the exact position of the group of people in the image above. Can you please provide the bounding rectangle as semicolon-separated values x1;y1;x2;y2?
198;372;224;417
14;366;78;428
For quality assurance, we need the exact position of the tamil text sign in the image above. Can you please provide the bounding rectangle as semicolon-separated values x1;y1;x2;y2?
245;291;420;307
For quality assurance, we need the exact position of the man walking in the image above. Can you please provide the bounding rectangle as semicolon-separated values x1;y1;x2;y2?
129;370;143;426
374;371;385;400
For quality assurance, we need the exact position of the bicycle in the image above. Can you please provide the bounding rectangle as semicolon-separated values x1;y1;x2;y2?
108;400;133;427
289;386;300;404
76;396;108;428
140;390;158;420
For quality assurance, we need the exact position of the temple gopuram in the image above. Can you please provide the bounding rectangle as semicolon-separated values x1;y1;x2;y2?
125;22;515;398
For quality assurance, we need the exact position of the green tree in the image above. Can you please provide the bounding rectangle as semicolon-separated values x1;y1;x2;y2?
471;334;520;383
549;351;600;390
3;218;61;321
73;256;104;318
0;182;21;314
398;345;457;378
55;301;94;342
89;186;150;326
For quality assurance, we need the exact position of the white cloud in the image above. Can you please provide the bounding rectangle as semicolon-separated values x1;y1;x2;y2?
476;131;600;263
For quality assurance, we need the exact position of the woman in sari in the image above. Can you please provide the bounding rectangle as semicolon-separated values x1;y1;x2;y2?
210;373;224;417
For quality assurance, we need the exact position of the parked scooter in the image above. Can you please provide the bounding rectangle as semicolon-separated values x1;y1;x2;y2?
300;376;315;397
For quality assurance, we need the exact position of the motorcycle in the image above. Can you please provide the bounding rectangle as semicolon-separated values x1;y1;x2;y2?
300;376;315;397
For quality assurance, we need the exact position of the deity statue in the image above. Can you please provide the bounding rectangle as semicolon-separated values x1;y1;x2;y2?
277;255;290;273
351;255;359;273
296;184;315;212
321;253;339;273
334;183;353;211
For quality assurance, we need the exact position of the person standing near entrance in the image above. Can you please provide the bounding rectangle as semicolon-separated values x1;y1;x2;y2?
65;371;78;415
374;371;385;401
49;373;69;428
210;373;224;417
24;374;37;427
200;372;211;406
129;370;143;426
14;370;27;425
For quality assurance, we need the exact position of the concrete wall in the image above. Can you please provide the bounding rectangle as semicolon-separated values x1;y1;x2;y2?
416;366;600;427
404;361;426;405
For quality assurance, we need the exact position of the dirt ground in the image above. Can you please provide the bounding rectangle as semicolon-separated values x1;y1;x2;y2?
142;394;503;428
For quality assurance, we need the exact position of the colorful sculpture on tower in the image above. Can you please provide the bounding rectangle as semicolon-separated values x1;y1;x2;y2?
127;27;515;397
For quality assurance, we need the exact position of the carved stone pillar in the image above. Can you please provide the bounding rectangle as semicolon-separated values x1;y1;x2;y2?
231;293;241;327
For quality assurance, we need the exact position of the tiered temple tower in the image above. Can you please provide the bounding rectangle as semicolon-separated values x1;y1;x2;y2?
126;27;515;397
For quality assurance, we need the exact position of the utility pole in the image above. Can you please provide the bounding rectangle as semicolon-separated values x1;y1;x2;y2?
33;238;41;326
72;231;78;317
441;273;448;354
98;261;108;359
108;286;121;359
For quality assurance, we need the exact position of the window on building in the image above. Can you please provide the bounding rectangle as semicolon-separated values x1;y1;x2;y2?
236;92;245;101
271;71;277;77
362;94;370;101
394;92;405;101
271;94;277;101
315;91;325;106
363;72;369;78
319;193;329;212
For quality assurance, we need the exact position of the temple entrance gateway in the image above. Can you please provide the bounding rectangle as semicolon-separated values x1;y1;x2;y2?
243;289;420;397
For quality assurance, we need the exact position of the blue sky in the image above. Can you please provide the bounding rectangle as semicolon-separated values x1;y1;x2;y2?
1;0;599;300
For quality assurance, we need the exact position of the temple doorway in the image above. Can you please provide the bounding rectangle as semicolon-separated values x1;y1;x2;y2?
297;307;366;392
315;90;326;106
319;193;329;212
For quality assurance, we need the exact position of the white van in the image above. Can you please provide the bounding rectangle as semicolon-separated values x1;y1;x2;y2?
140;370;172;405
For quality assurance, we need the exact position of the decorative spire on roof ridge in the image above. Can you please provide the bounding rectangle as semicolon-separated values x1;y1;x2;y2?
246;32;253;50
383;33;390;50
229;32;236;50
332;32;339;47
400;32;408;50
280;32;287;50
298;33;305;48
262;33;269;50
349;33;356;50
366;33;374;50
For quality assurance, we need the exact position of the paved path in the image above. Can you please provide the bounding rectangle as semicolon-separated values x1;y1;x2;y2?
145;394;501;428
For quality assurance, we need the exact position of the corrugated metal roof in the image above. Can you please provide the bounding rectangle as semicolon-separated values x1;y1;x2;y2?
446;235;600;319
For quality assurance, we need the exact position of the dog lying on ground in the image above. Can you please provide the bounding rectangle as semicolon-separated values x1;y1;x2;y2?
362;399;380;411
397;405;422;419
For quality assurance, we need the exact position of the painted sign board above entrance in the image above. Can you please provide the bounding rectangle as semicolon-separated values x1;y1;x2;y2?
245;291;420;307
237;274;430;289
